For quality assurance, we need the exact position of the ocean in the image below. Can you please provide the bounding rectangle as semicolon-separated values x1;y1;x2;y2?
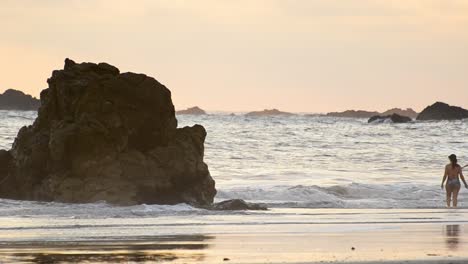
3;111;467;209
186;113;467;209
0;110;467;263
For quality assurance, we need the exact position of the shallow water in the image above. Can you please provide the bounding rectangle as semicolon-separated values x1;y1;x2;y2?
1;208;468;263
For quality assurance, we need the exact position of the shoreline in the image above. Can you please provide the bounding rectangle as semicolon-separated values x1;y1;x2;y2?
1;229;467;263
1;208;468;263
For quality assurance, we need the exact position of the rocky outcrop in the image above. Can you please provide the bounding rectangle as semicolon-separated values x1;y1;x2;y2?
0;59;216;206
381;108;418;119
245;109;295;117
326;110;379;118
209;199;267;211
0;89;40;110
176;106;206;115
368;114;412;123
327;108;418;119
417;102;468;121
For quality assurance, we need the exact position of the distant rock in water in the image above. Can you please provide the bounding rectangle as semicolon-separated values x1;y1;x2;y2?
0;89;40;110
245;109;295;117
417;102;468;121
176;106;207;115
381;108;418;119
326;110;379;118
368;114;412;124
0;58;216;206
328;108;418;119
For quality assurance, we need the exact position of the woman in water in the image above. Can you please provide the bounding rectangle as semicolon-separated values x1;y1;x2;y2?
441;154;468;208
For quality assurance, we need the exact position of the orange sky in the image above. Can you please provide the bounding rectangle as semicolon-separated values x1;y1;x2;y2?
1;0;467;112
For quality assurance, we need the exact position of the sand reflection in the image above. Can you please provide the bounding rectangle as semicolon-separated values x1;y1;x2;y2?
0;235;213;263
445;224;460;251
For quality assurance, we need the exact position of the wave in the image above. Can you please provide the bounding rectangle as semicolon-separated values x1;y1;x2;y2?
0;182;455;218
0;110;36;120
0;199;203;218
216;182;449;209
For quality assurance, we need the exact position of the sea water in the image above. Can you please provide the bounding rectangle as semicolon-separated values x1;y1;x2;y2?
186;114;467;209
1;110;467;209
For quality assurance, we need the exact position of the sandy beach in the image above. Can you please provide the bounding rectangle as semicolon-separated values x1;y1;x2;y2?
1;208;468;263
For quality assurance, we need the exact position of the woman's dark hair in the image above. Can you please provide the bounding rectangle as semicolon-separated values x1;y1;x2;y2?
449;154;459;169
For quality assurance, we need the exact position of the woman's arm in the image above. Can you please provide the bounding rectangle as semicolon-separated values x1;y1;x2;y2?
441;166;448;189
461;167;468;188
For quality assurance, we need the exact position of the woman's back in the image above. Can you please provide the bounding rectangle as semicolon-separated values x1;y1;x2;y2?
446;164;461;179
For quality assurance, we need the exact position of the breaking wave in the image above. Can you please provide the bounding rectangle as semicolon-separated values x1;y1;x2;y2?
216;182;451;209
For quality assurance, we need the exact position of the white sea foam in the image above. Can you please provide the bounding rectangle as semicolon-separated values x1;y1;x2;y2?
216;182;454;209
0;199;203;219
0;182;453;219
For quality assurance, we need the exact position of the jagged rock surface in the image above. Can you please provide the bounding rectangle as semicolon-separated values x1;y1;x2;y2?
0;59;216;206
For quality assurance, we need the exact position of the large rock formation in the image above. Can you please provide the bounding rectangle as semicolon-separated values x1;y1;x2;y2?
0;59;216;206
417;102;468;121
176;106;207;115
0;89;40;110
245;109;295;117
368;114;412;124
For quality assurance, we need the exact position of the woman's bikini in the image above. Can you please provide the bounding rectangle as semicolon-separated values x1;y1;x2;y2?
447;177;461;188
447;166;461;188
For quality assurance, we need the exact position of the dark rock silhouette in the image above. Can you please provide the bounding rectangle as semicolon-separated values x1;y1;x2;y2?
381;108;418;119
210;199;267;210
176;106;207;115
0;59;216;206
0;89;40;110
417;102;468;121
368;114;412;123
327;108;418;119
245;109;295;117
326;110;379;118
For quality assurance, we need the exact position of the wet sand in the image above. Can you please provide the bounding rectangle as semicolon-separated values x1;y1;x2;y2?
1;224;468;263
1;209;468;263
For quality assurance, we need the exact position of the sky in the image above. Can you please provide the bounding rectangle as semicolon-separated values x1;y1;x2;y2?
1;0;467;113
